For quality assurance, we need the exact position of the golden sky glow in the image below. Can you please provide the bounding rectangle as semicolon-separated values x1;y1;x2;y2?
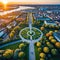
2;0;8;4
0;0;60;4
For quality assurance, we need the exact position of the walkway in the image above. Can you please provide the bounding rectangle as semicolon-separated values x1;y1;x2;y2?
0;12;43;60
29;41;35;60
19;13;43;60
0;40;22;49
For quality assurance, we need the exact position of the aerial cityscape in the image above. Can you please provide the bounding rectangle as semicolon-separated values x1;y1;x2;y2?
0;0;60;60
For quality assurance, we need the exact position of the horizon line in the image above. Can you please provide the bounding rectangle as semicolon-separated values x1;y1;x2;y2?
0;2;60;5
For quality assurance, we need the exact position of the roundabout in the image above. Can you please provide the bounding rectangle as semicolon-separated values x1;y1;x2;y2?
19;27;43;42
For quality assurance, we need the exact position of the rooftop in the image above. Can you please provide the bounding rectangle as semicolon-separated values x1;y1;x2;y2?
45;20;55;23
53;32;60;42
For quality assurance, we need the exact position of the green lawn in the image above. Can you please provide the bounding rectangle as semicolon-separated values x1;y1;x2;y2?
1;42;20;50
21;28;41;40
34;45;60;60
34;46;40;60
24;46;29;60
1;42;29;60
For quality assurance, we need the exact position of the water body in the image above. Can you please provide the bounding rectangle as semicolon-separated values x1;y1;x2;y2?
0;6;35;16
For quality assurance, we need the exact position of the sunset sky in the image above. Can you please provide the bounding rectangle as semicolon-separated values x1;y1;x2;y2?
0;0;60;4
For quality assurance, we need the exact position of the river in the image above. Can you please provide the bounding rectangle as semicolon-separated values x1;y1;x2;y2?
0;6;35;16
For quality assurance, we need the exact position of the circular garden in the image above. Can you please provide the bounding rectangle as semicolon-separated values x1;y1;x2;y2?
19;27;42;40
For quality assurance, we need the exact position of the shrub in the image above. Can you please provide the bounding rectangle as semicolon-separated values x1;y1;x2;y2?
43;47;49;53
40;58;45;60
38;48;42;53
18;52;25;58
3;49;13;59
49;36;54;40
51;49;58;55
51;39;56;44
39;53;46;58
36;42;41;47
19;43;25;49
55;42;60;48
40;27;44;31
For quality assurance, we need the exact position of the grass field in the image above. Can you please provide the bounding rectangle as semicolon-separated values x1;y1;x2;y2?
1;42;20;50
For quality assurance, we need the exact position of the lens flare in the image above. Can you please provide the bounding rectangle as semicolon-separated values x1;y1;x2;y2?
2;0;8;4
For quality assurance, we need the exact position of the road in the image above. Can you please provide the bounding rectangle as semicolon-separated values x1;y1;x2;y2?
29;41;35;60
28;13;43;60
0;40;22;49
19;13;43;60
0;12;43;60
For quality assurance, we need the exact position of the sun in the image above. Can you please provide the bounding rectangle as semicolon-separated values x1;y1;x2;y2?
2;0;8;4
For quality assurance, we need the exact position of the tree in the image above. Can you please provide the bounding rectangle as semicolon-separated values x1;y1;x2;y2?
2;23;6;27
40;27;44;31
19;43;25;50
14;26;20;32
55;42;60;48
46;42;50;45
9;32;14;39
46;42;54;49
40;58;45;60
11;30;15;34
51;39;56;44
49;31;53;35
39;53;46;58
36;42;41;47
3;49;13;59
38;48;42;53
44;24;48;28
46;33;50;37
49;36;54;40
54;30;58;32
43;47;49;53
18;52;25;58
51;49;58;55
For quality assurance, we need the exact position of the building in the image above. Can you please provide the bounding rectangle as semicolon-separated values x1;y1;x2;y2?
7;21;17;29
44;20;57;26
53;32;60;42
33;13;51;21
0;31;5;37
0;29;7;39
55;20;60;26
